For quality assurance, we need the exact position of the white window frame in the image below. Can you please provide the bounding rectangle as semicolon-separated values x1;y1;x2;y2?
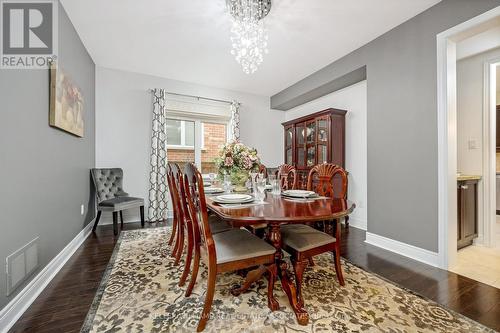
166;115;229;169
166;119;195;150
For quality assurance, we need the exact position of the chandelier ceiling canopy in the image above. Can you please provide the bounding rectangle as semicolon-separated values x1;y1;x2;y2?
226;0;272;74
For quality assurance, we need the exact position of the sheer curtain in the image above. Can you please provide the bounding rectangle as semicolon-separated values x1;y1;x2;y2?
229;100;241;142
148;88;169;222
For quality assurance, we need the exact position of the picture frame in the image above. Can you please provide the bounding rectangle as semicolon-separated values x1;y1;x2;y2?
49;61;84;137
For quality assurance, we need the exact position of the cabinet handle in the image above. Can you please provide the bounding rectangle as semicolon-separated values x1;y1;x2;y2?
461;185;468;189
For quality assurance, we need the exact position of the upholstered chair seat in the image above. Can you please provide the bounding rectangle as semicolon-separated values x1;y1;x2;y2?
213;229;276;264
91;168;145;235
281;224;335;252
99;197;145;212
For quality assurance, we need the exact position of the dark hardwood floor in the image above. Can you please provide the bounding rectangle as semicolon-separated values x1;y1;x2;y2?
9;222;500;332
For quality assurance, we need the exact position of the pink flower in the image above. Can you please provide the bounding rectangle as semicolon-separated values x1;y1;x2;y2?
224;157;234;167
242;156;253;169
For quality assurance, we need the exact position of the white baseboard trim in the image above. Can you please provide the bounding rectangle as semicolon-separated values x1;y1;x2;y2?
0;221;94;333
365;232;439;267
346;217;367;230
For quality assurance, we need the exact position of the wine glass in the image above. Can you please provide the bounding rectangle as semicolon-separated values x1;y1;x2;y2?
223;174;232;193
208;173;216;184
250;172;258;193
268;174;279;195
256;178;266;203
257;173;265;182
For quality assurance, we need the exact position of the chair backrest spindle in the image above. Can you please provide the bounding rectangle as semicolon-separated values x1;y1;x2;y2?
306;163;348;198
183;163;216;258
277;164;298;190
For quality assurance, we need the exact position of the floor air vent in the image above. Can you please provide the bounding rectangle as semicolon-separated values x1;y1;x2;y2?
6;237;39;296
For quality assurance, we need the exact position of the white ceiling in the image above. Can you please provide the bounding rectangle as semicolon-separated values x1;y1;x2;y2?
61;0;441;96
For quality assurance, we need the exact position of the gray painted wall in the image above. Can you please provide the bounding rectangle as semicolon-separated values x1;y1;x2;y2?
271;0;500;252
0;2;95;310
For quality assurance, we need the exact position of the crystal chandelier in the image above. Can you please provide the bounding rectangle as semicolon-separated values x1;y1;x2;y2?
226;0;272;74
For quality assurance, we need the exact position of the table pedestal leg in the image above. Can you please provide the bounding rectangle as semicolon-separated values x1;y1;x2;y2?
268;223;309;325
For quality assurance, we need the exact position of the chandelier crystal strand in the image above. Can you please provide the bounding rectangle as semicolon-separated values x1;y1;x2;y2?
227;0;271;74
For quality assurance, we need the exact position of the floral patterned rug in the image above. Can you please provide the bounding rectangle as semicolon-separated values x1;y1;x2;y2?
81;227;494;333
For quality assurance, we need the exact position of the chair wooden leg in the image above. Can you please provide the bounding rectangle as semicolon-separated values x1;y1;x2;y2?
171;228;179;259
266;263;279;311
112;211;118;236
172;231;179;258
120;211;124;228
92;211;102;232
169;212;178;246
231;265;267;296
179;222;194;287
139;205;145;228
185;245;200;297
174;223;184;266
308;258;315;267
197;266;217;332
333;249;345;286
292;258;308;308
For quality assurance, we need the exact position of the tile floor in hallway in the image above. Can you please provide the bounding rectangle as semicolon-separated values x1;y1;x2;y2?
450;221;500;288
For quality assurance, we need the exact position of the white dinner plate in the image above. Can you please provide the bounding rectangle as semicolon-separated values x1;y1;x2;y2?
204;187;224;194
282;190;316;198
213;194;254;204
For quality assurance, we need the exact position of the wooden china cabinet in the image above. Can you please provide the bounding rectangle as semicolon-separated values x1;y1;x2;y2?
282;108;347;191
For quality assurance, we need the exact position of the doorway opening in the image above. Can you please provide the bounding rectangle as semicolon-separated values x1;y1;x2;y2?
452;49;500;286
437;6;500;286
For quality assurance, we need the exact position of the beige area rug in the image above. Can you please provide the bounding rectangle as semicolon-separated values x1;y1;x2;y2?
81;227;495;333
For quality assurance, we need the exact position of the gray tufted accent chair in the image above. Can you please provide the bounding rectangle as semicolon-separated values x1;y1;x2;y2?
91;168;145;235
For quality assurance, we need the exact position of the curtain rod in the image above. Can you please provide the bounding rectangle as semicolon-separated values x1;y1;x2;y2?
148;89;239;106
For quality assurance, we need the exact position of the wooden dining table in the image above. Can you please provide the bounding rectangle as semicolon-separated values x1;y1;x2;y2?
206;192;355;325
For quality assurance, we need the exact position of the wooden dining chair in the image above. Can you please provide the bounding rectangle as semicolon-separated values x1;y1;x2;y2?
166;163;180;258
168;163;232;286
307;163;349;228
183;163;279;332
279;164;349;308
277;164;298;190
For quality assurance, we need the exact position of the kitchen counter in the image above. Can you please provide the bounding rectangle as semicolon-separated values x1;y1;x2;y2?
457;174;482;181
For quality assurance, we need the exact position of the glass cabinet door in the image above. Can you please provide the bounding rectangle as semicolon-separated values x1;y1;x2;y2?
306;146;315;166
318;117;329;142
306;121;316;143
318;128;328;142
285;126;293;148
286;148;293;164
297;148;305;167
296;123;305;145
317;144;327;164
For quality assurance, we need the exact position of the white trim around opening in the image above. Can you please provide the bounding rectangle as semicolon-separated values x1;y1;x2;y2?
436;5;500;270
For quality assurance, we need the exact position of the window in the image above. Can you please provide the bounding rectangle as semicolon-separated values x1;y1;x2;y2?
201;122;227;174
166;117;229;174
166;119;195;148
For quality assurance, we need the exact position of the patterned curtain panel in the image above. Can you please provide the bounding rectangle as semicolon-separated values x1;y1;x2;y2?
148;89;169;222
229;100;241;142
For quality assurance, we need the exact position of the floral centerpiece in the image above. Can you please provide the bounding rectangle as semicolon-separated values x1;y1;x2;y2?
214;141;261;191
